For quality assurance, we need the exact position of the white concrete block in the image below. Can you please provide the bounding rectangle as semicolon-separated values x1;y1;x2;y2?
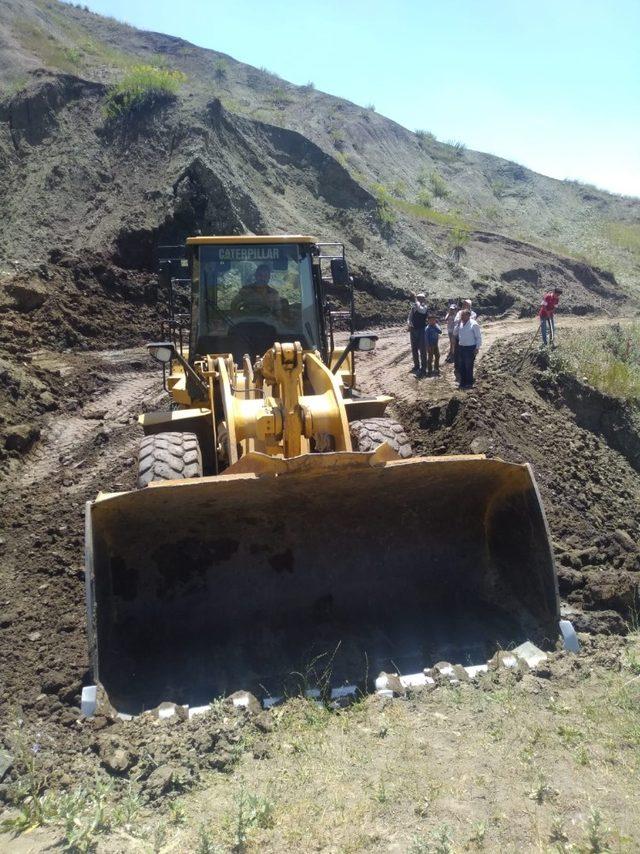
331;685;358;699
188;705;211;719
465;664;489;679
512;641;548;668
80;685;97;717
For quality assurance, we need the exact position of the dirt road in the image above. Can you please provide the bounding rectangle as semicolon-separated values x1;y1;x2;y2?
356;314;614;408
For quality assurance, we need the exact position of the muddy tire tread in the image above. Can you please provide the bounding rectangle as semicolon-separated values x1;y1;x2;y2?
137;431;203;487
349;417;412;458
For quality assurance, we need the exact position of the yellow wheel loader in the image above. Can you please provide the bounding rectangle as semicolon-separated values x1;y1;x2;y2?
85;235;567;715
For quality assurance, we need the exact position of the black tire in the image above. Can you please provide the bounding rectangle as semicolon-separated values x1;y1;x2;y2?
137;431;203;488
349;417;412;458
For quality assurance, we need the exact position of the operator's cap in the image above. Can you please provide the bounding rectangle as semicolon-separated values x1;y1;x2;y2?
449;303;457;310
416;292;426;299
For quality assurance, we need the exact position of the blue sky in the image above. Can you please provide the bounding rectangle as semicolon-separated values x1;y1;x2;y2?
73;0;640;197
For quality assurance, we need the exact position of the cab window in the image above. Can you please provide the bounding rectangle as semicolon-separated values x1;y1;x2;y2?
191;243;319;360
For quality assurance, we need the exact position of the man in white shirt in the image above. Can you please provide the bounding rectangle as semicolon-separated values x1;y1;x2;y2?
455;309;481;389
452;300;477;376
453;299;476;326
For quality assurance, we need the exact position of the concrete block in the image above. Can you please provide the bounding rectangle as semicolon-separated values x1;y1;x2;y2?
375;672;405;696
188;705;211;719
512;641;548;668
80;685;97;717
559;619;580;652
465;664;489;679
229;691;262;715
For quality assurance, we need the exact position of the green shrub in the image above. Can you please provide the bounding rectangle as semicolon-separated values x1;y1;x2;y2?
391;198;469;230
415;128;436;150
213;59;227;83
372;184;396;229
416;189;432;208
63;46;83;65
391;179;407;198
416;168;430;188
270;86;294;108
104;65;187;119
448;226;470;263
329;128;346;151
429;172;449;198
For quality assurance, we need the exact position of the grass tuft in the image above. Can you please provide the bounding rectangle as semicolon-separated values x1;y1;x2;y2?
372;183;397;229
430;172;449;198
104;65;187;119
391;197;470;231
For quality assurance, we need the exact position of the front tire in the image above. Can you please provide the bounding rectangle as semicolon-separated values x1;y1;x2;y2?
137;431;203;488
349;417;412;458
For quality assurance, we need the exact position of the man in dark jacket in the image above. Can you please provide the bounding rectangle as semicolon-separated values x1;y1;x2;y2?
407;292;428;376
425;313;443;376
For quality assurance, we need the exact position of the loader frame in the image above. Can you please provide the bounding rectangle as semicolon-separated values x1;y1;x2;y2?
143;236;392;473
81;234;573;716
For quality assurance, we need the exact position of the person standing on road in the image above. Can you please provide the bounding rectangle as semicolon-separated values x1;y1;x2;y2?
454;299;476;324
407;292;428;376
425;313;442;376
539;287;562;346
456;309;481;389
444;303;457;362
453;299;476;377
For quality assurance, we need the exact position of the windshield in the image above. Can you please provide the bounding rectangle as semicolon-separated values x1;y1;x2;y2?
190;243;320;361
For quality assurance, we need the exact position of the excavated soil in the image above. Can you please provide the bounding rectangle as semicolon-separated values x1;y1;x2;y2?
1;314;638;827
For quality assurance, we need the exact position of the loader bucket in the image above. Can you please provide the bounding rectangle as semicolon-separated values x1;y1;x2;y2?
85;454;560;714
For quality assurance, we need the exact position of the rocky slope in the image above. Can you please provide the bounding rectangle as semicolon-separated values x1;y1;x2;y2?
0;0;639;321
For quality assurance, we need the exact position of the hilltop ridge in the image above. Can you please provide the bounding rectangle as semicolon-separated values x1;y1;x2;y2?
0;0;639;325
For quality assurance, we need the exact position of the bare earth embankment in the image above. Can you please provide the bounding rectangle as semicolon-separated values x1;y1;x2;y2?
1;316;639;852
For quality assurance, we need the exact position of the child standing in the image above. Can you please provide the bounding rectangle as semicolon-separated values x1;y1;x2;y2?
425;313;442;376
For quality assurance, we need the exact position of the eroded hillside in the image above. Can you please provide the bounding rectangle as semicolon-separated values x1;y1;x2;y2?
0;0;639;323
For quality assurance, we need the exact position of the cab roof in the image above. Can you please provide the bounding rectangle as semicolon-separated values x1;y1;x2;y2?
186;234;317;245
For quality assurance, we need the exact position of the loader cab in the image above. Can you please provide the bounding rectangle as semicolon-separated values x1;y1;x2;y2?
187;236;326;364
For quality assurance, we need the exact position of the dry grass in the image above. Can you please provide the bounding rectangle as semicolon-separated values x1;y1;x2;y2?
604;222;640;256
147;639;640;852
2;637;639;851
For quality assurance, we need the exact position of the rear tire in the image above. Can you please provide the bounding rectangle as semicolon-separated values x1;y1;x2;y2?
137;431;203;488
349;417;412;458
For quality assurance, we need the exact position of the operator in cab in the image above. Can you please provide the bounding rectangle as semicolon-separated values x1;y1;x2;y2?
231;263;281;315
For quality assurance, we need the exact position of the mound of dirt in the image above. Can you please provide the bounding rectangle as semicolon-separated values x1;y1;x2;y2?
396;335;640;626
0;251;159;459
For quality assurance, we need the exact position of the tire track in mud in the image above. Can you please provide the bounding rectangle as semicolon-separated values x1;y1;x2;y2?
0;348;168;728
16;352;165;492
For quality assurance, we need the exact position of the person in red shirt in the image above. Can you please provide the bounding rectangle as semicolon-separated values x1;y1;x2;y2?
539;288;562;346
